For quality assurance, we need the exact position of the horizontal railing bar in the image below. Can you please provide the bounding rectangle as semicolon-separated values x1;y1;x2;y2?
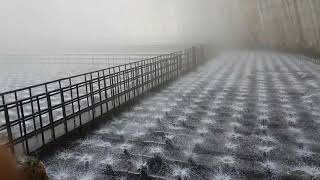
0;46;203;155
0;66;178;137
0;52;182;96
0;54;182;108
0;61;181;130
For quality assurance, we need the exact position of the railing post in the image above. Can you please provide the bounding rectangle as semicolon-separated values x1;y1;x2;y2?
97;71;103;114
102;70;109;111
89;73;95;120
14;92;23;139
84;75;90;110
45;85;55;141
123;66;127;102
68;78;76;128
19;101;29;154
192;46;196;67
35;96;45;146
116;67;121;106
126;65;131;100
141;61;144;93
59;81;68;134
3;104;14;153
28;88;36;132
109;69;115;108
153;58;157;87
135;63;139;96
75;84;82;131
179;53;182;75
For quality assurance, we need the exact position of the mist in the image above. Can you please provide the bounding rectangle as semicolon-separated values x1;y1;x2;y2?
0;0;224;53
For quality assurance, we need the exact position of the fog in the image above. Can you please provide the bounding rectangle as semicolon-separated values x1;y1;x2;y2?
0;0;226;53
1;0;319;54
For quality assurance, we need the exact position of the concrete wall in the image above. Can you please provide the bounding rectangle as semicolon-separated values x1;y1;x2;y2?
222;0;320;55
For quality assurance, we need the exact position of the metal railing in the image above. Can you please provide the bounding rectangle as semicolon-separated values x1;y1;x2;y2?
0;47;204;155
295;54;320;65
0;53;162;65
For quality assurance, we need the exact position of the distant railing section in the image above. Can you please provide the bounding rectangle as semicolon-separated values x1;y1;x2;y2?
0;53;162;66
297;55;320;65
0;46;205;154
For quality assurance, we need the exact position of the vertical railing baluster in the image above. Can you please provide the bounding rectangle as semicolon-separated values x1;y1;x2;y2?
123;66;127;102
45;84;55;140
128;64;132;98
179;53;182;75
134;63;138;97
76;84;82;128
111;68;116;108
28;88;36;132
97;71;103;114
19;101;29;154
68;78;76;128
192;46;196;66
157;58;160;85
103;70;108;111
36;96;45;146
116;67;121;106
89;73;95;121
141;61;144;93
59;81;68;133
14;92;23;139
110;68;115;108
84;75;90;109
2;95;14;153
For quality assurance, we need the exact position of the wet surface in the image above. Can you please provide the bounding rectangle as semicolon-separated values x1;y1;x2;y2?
42;51;320;179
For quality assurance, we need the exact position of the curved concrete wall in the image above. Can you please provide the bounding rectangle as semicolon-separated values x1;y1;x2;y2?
214;0;320;55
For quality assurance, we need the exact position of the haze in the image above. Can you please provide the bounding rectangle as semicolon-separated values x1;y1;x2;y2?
0;0;223;53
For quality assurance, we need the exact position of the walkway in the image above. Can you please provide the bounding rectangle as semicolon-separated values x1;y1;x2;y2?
42;51;320;179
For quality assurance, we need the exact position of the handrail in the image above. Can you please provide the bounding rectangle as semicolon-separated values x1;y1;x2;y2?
0;47;204;154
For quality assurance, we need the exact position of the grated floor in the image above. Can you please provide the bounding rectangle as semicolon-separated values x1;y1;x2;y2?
42;51;320;179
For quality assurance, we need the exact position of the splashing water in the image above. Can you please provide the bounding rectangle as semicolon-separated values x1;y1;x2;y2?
212;173;232;180
217;156;235;165
172;166;190;179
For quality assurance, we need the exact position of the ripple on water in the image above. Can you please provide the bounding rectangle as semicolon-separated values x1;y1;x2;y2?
292;166;320;176
225;142;238;149
217;156;235;165
78;154;94;163
257;146;274;153
149;146;163;155
229;122;241;128
77;173;95;180
99;155;116;165
227;132;243;139
288;127;302;134
118;143;133;150
201;118;216;125
207;111;217;117
197;127;209;134
51;170;69;180
95;128;111;134
79;138;112;148
56;151;76;161
132;130;146;137
171;166;190;179
164;134;175;140
260;160;277;171
257;135;277;143
295;148;315;157
133;157;147;170
212;173;232;180
177;116;187;122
